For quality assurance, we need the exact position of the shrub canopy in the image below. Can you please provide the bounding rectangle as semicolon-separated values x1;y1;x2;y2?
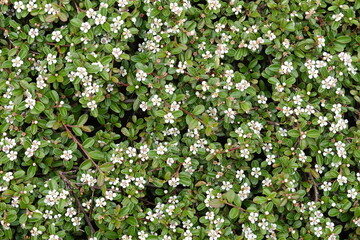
0;0;360;240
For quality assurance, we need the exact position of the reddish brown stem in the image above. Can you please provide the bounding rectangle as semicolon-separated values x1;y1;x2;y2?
62;123;104;175
58;171;95;235
179;106;206;125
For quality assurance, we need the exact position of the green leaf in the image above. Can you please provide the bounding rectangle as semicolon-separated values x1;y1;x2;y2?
82;138;94;148
119;205;131;216
49;90;59;102
225;190;236;203
335;36;351;44
89;151;105;160
288;129;300;138
209;199;225;208
70;18;82;27
126;216;138;226
2;60;12;68
34;102;45;113
285;22;295;32
14;170;25;178
229;208;240;220
241;101;252;112
155;110;166;117
99;162;114;172
192;105;205;115
179;171;191;186
77;114;88;126
104;232;118;239
328;208;339;217
253;196;268;204
80;159;93;170
306;129;320;138
100;55;113;65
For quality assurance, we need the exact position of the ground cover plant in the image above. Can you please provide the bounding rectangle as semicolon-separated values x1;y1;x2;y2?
0;0;359;239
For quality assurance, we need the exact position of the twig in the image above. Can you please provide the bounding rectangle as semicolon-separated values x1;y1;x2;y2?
149;167;162;172
308;172;319;202
0;27;10;32
64;124;83;128
138;198;156;206
179;106;206;126
45;42;71;47
115;82;129;87
58;171;95;235
62;123;104;175
266;120;281;126
223;200;246;212
123;98;135;103
74;183;123;193
89;189;95;217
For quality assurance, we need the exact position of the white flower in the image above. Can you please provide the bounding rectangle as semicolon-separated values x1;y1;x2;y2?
60;150;73;161
12;56;24;67
337;174;347;186
94;14;107;25
47;53;57;65
332;13;344;22
314;226;323;237
122;28;132;39
251;167;261;178
65;207;76;217
318;116;328;127
105;190;117;200
49;234;60;240
164;112;175;124
95;197;106;207
322;76;337;89
87;100;97;110
208;0;221;11
80;22;91;33
156;144;167;155
168;177;180;187
280;61;293;75
248;212;259;224
265;30;276;40
151;94;162;107
232;5;243;15
165;84;175;95
30;227;43;236
282;38;290;49
258;95;267;104
51;31;63;42
266;155;276;165
170;2;182;16
71;216;81;226
347;188;358;200
3;172;14;182
224;108;236;121
140;101;148;111
14;1;25;12
136;70;147;82
29;28;39;38
112;47;123;59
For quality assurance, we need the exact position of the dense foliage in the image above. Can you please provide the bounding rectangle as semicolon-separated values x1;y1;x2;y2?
0;0;360;239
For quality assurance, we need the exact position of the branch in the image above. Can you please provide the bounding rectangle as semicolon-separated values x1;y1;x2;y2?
62;123;104;175
179;106;206;126
115;82;129;87
44;42;71;47
308;172;319;202
58;171;95;235
223;200;246;212
0;27;10;32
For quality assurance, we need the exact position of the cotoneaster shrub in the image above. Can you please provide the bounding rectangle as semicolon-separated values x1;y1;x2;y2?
0;0;360;239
